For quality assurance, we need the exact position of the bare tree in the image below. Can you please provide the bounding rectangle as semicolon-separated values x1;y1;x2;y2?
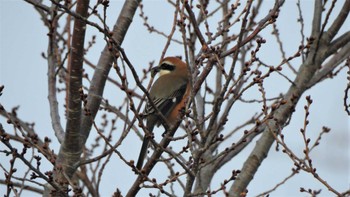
1;0;349;196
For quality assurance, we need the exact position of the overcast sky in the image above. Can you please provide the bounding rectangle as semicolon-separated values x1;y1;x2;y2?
0;1;349;196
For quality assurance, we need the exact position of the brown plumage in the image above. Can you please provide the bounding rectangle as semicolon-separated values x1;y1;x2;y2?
136;57;191;170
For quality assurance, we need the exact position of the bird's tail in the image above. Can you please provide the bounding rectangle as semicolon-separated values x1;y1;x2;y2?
136;122;155;171
136;137;149;170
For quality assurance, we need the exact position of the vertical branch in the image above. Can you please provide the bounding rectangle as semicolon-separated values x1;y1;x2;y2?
47;4;65;143
193;1;254;194
310;0;322;37
57;0;89;179
344;58;350;116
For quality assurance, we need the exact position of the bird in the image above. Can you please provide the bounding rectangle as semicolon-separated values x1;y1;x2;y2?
136;56;191;171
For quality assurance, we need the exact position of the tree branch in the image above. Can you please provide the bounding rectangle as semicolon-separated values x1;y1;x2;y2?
80;0;141;146
228;1;346;194
219;0;285;58
326;31;350;58
0;179;44;195
310;0;322;37
308;42;350;88
322;0;350;43
47;4;65;143
57;0;89;180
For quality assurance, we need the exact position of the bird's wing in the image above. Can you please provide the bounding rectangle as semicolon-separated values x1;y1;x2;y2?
144;83;187;117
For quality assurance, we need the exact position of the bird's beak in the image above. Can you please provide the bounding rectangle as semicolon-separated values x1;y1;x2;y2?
151;66;160;78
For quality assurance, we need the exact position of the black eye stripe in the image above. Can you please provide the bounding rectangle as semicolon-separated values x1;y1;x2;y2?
160;63;175;71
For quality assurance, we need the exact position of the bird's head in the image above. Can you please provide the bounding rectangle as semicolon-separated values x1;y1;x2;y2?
151;57;188;78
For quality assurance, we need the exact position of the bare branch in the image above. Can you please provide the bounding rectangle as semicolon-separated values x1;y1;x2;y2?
80;0;141;145
220;0;285;58
311;0;322;37
322;0;350;43
326;31;350;57
229;1;344;193
24;0;50;13
4;0;349;196
56;0;90;180
308;42;350;87
256;170;297;197
0;124;64;195
344;58;350;116
0;179;44;195
47;4;65;143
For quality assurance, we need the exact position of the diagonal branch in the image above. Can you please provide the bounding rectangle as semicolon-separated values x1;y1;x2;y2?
228;1;347;195
24;0;50;13
322;0;350;43
326;31;350;58
80;0;141;145
308;42;350;87
229;60;318;195
126;119;184;197
184;1;208;49
219;0;285;59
